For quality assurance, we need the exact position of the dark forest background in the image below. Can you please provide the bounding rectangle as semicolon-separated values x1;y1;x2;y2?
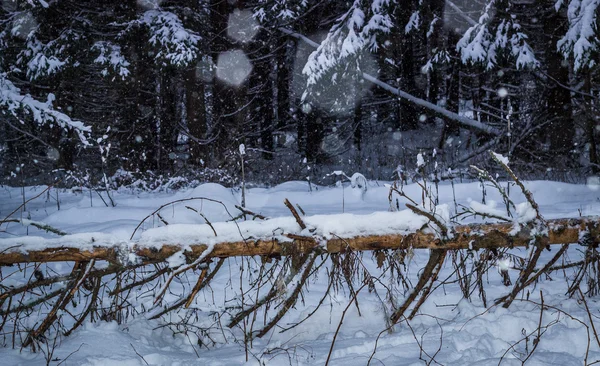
0;0;598;188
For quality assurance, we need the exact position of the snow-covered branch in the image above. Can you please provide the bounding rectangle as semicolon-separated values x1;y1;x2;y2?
457;0;539;70
281;26;502;135
557;0;599;71
132;10;201;67
92;41;131;79
302;0;392;87
0;73;91;144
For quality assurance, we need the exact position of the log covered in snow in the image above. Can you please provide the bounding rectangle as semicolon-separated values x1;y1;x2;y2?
0;216;597;265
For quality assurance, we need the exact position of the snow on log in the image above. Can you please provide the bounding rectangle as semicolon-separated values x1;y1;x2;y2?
0;215;597;265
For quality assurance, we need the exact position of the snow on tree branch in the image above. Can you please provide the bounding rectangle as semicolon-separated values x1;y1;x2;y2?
457;0;539;70
302;0;392;87
92;41;131;79
556;0;599;71
16;29;83;81
254;0;311;23
134;10;201;67
0;72;91;145
25;0;49;8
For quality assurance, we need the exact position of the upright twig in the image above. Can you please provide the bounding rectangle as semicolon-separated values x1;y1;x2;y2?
284;198;306;230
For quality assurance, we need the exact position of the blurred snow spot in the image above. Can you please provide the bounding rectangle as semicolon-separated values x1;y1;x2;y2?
195;57;214;82
497;257;512;271
1;0;17;11
301;103;312;114
417;153;425;167
47;147;60;161
419;114;427;122
497;87;508;98
392;131;402;141
11;11;37;40
321;133;343;155
216;49;252;86
137;0;162;10
135;135;143;143
227;9;258;43
587;176;600;191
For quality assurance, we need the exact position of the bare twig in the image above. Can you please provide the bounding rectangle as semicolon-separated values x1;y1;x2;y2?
284;198;306;230
390;250;446;324
1;183;61;226
254;253;318;339
490;151;545;225
578;287;600;350
0;219;68;236
235;205;268;220
130;343;149;365
130;197;236;240
325;281;370;366
186;206;218;236
406;204;448;237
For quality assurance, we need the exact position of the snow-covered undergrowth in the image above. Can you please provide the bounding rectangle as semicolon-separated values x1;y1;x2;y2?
2;179;600;365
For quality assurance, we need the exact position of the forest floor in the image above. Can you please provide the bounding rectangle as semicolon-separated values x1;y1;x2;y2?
2;178;600;365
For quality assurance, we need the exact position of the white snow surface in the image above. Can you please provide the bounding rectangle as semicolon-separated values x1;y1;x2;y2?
2;179;600;365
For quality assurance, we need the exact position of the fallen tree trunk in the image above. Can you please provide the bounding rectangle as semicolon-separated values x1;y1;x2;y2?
1;217;597;265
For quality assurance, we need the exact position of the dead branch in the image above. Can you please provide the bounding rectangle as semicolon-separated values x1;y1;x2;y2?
147;258;224;320
0;288;63;316
578;287;600;350
185;267;208;309
185;206;218;236
390;249;446;324
408;250;447;320
130;197;236;240
228;254;312;329
0;183;60;227
23;260;95;348
63;276;101;336
498;239;546;308
284;199;306;230
234;205;268;220
325;279;370;366
490;151;545;226
406;204;448;237
0;219;68;236
253;253;318;339
495;244;569;307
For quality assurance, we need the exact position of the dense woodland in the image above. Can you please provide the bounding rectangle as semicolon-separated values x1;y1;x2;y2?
0;0;599;187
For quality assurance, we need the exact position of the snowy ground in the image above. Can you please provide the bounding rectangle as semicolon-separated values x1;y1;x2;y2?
2;179;600;365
